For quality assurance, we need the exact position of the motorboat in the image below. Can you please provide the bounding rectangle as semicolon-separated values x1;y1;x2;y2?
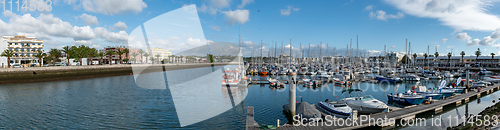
387;92;425;105
442;71;453;78
314;71;331;79
479;68;493;75
222;68;241;86
413;85;454;98
332;78;346;85
375;76;402;83
303;78;319;86
406;90;442;100
424;73;442;79
268;78;283;88
483;77;500;83
339;89;388;114
317;100;352;118
399;74;420;81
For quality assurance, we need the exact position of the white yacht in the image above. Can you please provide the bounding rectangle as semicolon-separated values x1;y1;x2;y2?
340;89;388;114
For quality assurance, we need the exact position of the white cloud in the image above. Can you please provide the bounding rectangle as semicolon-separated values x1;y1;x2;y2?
459;28;500;46
447;45;454;48
211;26;220;31
363;5;374;11
369;10;404;21
113;21;128;30
222;9;250;25
442;38;448;43
72;0;147;15
73;40;93;45
280;5;300;16
456;32;471;41
238;0;254;9
384;0;500;31
197;0;232;15
94;27;128;43
391;46;396;48
79;13;98;25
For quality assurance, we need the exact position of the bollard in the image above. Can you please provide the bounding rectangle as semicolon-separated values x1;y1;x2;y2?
352;110;358;120
289;75;297;117
277;119;280;127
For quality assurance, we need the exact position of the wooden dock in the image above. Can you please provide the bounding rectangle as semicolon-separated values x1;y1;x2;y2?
246;84;500;130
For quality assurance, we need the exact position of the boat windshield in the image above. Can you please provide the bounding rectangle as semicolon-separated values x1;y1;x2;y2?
359;95;375;101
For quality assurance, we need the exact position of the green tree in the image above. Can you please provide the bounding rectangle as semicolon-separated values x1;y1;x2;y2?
123;48;129;63
155;54;160;64
116;49;124;64
62;46;72;66
138;49;144;64
87;48;97;65
34;51;46;67
475;48;481;65
460;51;465;65
106;49;115;65
423;53;428;66
207;54;214;63
143;52;150;64
413;53;417;66
131;52;138;63
97;51;104;65
1;50;14;68
491;53;495;66
149;57;155;64
74;45;89;66
399;55;411;64
49;49;61;66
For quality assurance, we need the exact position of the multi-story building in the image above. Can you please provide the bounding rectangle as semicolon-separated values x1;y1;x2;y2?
415;56;500;67
0;36;44;67
102;45;130;64
151;47;171;62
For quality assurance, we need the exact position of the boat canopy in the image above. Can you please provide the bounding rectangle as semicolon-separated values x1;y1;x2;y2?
342;89;363;94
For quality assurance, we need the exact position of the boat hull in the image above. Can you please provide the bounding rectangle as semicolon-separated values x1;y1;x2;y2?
387;95;425;105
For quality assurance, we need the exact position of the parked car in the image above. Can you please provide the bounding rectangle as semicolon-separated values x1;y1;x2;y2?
29;64;37;67
12;64;23;68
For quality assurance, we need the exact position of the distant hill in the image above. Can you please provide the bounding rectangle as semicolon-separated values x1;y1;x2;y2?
175;42;240;56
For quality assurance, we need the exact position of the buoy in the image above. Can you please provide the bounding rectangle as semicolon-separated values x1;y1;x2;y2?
130;73;132;75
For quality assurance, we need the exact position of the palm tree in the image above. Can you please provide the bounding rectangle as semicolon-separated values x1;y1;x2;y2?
149;57;155;64
447;52;452;67
123;48;129;64
131;52;138;63
143;52;150;64
1;50;14;68
97;52;104;65
88;48;97;65
33;51;46;67
106;49;115;65
155;54;160;64
169;55;175;63
412;53;417;66
138;49;144;64
62;46;72;66
116;49;124;64
460;51;465;65
491;53;495;67
475;48;481;66
423;53;428;67
49;49;61;66
75;45;88;66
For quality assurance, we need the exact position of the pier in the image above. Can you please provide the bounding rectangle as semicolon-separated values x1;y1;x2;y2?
246;83;500;130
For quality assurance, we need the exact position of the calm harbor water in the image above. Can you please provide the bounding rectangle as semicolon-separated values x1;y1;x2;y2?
0;66;497;129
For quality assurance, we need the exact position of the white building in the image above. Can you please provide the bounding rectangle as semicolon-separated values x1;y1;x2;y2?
0;36;44;67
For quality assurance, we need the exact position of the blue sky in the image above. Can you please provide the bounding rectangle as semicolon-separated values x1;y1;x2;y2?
1;0;500;57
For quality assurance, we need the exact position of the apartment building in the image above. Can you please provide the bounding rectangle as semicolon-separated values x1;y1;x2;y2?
0;36;44;67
